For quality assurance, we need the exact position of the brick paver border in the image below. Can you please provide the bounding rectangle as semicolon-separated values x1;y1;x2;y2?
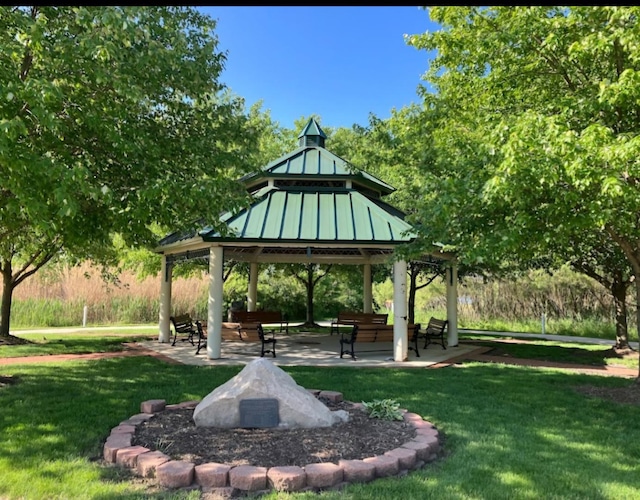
103;392;441;495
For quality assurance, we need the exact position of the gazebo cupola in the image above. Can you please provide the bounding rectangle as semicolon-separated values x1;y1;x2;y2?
298;118;326;148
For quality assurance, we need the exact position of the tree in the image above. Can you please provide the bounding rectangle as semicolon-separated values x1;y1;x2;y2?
245;102;296;167
286;263;333;327
406;7;640;362
0;6;258;338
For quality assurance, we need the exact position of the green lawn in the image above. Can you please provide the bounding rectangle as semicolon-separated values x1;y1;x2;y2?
0;334;157;358
461;335;639;369
0;353;638;499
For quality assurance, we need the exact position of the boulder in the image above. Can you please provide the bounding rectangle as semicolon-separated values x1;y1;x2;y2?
193;358;348;429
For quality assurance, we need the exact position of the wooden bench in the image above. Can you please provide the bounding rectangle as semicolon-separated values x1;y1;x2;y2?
195;321;277;357
413;317;448;351
330;312;388;335
339;323;419;360
170;314;198;346
230;310;289;334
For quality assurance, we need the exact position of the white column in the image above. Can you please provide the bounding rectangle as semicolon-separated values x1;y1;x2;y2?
247;262;258;312
392;259;408;362
207;246;224;359
158;255;172;343
446;262;459;347
363;263;372;313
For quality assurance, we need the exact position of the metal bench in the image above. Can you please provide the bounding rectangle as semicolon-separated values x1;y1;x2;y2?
195;321;277;357
230;310;289;334
414;317;448;351
170;314;197;346
330;312;388;335
339;323;418;360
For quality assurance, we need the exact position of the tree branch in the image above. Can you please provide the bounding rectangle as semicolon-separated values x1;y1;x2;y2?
19;7;38;82
605;224;640;276
223;261;237;282
312;264;332;287
13;247;59;287
415;272;440;291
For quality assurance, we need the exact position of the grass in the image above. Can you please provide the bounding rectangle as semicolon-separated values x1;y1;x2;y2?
0;334;155;358
0;345;639;499
455;316;622;341
462;335;639;369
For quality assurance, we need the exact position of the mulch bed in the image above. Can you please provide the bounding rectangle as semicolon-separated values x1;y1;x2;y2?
132;398;418;468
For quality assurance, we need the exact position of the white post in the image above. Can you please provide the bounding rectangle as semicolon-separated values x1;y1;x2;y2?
541;313;546;335
82;305;88;327
446;262;459;347
248;262;258;312
393;259;408;362
207;246;224;359
158;255;172;343
363;263;372;313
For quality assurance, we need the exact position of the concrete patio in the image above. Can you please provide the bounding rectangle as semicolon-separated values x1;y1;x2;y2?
138;330;481;368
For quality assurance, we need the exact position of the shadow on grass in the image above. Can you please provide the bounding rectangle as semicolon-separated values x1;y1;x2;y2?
0;336;154;358
463;338;634;367
0;357;638;498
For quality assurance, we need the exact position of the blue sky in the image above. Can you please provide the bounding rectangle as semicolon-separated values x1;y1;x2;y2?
196;6;439;131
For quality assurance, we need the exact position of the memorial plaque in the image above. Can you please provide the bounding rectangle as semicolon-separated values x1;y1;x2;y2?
239;398;279;428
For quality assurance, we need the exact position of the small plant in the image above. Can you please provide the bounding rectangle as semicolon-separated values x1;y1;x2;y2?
154;436;173;454
361;398;404;421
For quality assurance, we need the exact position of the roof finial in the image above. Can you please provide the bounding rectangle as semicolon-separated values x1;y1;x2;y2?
298;118;326;148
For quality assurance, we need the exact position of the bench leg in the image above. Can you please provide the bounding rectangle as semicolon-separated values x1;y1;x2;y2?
408;337;420;357
195;335;206;355
339;340;356;360
261;339;276;358
425;335;446;350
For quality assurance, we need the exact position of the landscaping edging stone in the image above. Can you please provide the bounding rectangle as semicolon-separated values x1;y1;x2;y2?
103;391;442;495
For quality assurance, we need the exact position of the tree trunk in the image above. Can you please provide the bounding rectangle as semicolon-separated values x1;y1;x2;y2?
305;264;314;325
636;276;640;383
408;266;418;325
611;277;629;350
0;266;14;338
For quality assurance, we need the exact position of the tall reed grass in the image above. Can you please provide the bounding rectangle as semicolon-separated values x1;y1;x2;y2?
11;262;209;327
6;262;636;341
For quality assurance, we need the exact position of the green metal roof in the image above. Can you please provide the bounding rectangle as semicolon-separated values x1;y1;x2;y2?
200;186;415;243
158;118;418;252
241;146;396;195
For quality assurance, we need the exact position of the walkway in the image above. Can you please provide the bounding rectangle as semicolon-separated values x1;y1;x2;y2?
1;327;637;378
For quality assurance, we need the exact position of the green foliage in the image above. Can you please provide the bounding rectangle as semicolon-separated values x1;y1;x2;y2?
404;6;640;268
400;6;640;346
0;6;259;335
361;398;404;421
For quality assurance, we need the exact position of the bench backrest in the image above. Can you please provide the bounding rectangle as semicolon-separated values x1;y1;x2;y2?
352;323;417;343
219;321;265;342
170;314;195;334
426;318;448;334
231;310;283;324
337;312;388;324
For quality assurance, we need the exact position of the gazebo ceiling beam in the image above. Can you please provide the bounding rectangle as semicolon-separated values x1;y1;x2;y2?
223;253;390;265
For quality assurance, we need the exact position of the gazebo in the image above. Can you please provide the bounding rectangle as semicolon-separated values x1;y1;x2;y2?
155;118;459;362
